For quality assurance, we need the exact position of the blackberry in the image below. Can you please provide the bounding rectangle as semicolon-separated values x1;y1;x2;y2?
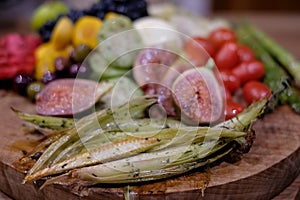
112;0;130;2
112;5;127;15
43;20;56;30
93;2;107;13
84;2;108;19
67;9;85;23
106;3;118;12
129;12;144;21
38;15;64;42
136;1;148;10
106;0;148;20
95;12;106;19
38;20;55;42
38;27;52;42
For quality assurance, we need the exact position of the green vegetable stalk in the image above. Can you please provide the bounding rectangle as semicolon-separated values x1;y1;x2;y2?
236;24;300;114
12;108;75;130
241;24;300;88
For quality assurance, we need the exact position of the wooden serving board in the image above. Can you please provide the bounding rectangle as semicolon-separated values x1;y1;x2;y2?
0;89;299;200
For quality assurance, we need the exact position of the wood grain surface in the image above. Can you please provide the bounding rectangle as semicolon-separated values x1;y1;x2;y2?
0;12;300;200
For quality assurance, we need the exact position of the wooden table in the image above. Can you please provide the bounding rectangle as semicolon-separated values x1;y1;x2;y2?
0;12;300;199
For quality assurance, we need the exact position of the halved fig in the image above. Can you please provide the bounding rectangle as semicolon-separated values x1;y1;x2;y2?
36;79;112;116
133;48;178;87
160;58;194;88
143;83;176;116
172;67;224;124
154;59;194;116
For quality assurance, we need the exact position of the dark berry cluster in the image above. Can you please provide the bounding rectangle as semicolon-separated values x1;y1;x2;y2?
99;0;148;20
38;0;148;42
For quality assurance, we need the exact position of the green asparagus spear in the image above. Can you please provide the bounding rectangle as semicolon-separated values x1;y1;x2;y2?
236;24;300;114
241;24;300;87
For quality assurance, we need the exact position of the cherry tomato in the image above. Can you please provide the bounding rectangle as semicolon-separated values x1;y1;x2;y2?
237;45;256;62
208;28;237;50
242;81;272;105
214;42;239;70
220;70;241;93
232;60;265;84
187;37;216;56
224;87;232;101
184;37;215;66
225;100;244;120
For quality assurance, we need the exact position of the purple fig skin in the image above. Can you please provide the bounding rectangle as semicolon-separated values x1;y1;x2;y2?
172;67;224;125
133;48;178;87
133;48;179;116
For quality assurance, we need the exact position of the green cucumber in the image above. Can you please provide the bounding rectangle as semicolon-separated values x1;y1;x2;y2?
99;76;144;109
88;51;128;81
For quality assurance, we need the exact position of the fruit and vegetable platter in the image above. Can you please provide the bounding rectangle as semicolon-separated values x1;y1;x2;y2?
0;1;300;199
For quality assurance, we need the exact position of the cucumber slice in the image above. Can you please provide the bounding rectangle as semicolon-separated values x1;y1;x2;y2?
100;76;144;109
88;51;128;81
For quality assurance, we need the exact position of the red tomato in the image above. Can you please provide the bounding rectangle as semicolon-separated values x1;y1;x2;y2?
243;81;272;105
214;42;239;70
237;45;256;62
224;87;232;101
184;37;215;66
208;28;237;50
220;70;241;93
232;60;265;84
225;100;244;120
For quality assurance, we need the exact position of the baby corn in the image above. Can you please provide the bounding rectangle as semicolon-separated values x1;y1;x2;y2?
21;96;267;186
25;96;158;179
